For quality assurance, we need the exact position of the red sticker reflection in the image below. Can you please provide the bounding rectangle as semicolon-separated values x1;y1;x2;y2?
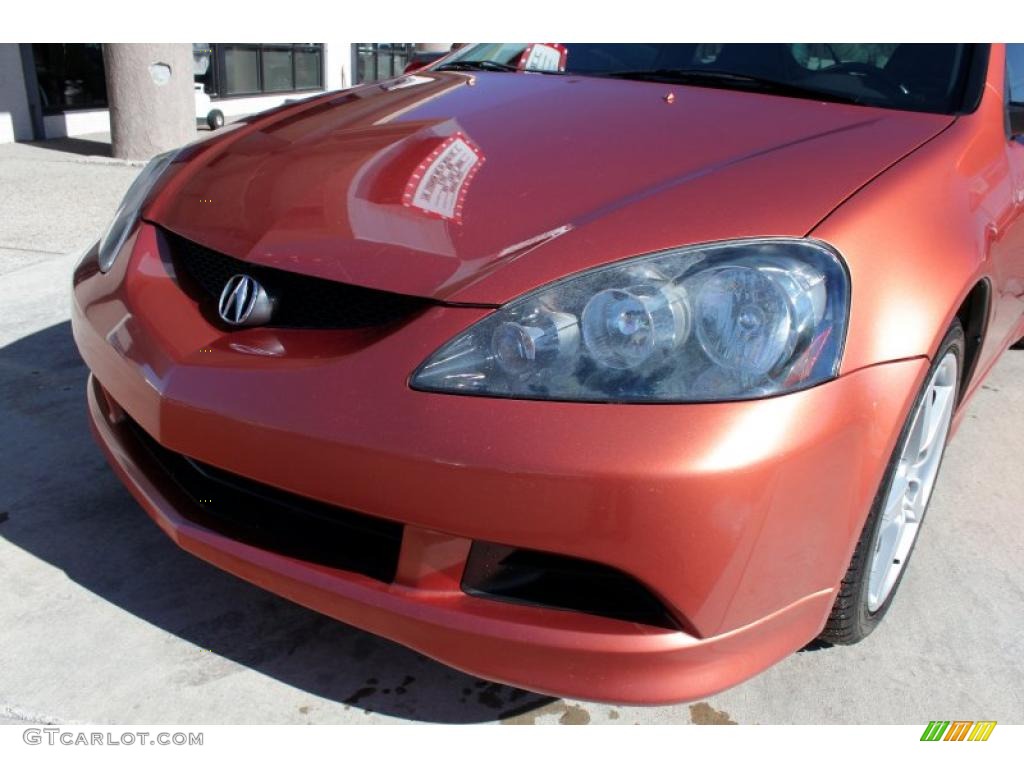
401;132;485;223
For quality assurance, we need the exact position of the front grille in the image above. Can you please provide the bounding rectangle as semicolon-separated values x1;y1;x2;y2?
462;542;683;631
161;228;432;329
126;418;403;583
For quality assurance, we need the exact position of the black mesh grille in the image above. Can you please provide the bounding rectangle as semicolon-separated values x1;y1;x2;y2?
125;417;403;583
161;228;432;329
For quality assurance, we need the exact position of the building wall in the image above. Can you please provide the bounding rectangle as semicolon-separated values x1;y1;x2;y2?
325;38;354;91
42;108;110;139
0;44;33;142
6;41;358;142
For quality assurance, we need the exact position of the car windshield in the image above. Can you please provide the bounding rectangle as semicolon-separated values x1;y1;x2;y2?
437;44;978;115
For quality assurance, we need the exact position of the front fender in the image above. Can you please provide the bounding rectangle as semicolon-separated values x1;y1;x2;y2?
812;48;1010;376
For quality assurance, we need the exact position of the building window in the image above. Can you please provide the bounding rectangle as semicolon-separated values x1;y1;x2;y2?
195;44;324;98
261;48;294;92
32;43;107;113
355;44;415;83
295;47;323;89
224;46;261;95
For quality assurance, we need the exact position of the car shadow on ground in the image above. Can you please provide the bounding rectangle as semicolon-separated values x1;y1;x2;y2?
0;320;553;723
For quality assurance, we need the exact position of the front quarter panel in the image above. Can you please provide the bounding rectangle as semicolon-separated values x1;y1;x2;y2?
815;45;1020;381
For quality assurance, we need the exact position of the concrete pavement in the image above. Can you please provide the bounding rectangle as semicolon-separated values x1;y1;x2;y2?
0;136;139;277
0;139;1021;724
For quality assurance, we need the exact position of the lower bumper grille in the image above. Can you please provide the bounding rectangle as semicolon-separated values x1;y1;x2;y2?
126;418;403;583
108;392;679;630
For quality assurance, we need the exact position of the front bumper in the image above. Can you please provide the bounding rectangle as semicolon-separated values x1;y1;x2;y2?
72;225;928;703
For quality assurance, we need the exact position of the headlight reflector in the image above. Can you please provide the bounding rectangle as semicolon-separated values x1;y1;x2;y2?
412;239;849;403
581;283;691;370
492;310;579;377
97;149;177;272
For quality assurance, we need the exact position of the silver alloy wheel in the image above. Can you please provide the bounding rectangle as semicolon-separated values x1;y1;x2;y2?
866;351;958;612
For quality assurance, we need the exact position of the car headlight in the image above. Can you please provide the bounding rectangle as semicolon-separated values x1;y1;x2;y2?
411;239;849;402
97;150;177;272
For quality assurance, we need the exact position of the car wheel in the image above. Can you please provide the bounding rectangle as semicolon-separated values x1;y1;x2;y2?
207;110;225;130
819;320;964;644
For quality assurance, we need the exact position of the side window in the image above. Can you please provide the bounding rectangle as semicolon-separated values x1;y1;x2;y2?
1007;44;1024;104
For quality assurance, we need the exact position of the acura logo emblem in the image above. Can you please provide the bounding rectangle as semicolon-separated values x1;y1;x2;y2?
217;274;273;326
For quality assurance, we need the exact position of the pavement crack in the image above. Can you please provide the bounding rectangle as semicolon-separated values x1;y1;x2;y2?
0;245;66;256
1;703;69;725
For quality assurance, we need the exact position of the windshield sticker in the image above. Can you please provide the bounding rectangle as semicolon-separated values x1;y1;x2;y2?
518;43;567;72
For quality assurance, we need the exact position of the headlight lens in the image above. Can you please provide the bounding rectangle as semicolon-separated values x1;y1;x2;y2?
97;150;177;272
411;239;849;403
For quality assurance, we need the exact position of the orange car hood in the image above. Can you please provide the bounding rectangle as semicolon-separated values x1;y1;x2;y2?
148;71;954;304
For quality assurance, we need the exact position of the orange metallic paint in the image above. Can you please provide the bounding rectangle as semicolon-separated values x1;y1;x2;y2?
818;45;1024;383
146;73;954;305
71;45;1024;703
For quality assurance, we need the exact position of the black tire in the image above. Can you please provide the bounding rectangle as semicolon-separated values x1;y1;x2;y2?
819;320;965;645
207;110;225;130
1012;337;1024;350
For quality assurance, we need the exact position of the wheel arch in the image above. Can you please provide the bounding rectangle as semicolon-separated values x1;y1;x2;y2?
952;277;992;403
